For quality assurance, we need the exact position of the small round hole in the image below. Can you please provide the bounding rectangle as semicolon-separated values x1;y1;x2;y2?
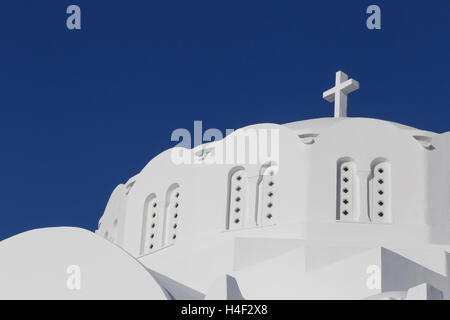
378;201;384;206
150;244;154;249
152;213;156;218
236;186;241;191
378;212;384;217
152;202;157;208
172;234;177;240
343;177;349;183
174;213;178;218
235;197;241;202
378;179;384;184
175;192;180;198
151;223;156;228
343;166;349;172
343;199;349;204
173;224;177;229
267;202;273;208
150;233;154;239
266;213;273;219
236;175;242;181
235;208;240;213
378;190;384;195
268;181;274;186
378;168;384;174
234;218;240;224
342;210;349;216
268;192;274;197
343;188;349;193
174;203;179;208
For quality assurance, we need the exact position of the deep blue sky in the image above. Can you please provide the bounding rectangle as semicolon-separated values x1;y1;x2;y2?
0;1;449;240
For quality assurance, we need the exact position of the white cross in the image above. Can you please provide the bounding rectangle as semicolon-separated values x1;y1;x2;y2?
323;71;359;118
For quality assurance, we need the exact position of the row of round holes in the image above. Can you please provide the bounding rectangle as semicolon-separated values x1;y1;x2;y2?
149;201;157;250
376;167;385;217
233;174;276;223
342;172;350;214
342;167;386;217
172;192;180;240
342;167;350;215
148;192;181;249
233;175;243;224
266;179;274;219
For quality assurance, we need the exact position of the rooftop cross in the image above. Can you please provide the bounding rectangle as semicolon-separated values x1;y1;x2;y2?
323;71;359;118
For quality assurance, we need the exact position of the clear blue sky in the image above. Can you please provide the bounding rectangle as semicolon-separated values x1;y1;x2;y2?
0;1;449;240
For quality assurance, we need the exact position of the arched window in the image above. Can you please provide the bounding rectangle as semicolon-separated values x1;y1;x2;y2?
337;159;357;222
227;167;248;230
256;163;278;226
163;184;180;246
370;160;391;223
141;193;159;255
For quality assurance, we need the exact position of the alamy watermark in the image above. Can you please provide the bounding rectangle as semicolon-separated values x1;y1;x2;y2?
66;264;81;290
66;5;81;30
366;5;381;30
366;264;381;290
170;121;280;166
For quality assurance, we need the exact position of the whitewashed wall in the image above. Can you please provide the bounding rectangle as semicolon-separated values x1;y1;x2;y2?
97;118;450;257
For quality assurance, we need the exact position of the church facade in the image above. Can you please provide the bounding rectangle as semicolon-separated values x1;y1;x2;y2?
98;117;450;257
1;71;449;299
94;72;450;299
